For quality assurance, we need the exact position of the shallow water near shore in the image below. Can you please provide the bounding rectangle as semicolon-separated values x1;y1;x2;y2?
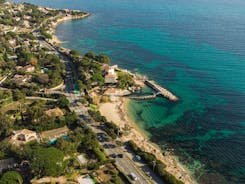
15;0;245;183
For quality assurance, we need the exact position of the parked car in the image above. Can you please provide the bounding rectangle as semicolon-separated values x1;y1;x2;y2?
117;154;123;158
109;153;117;158
129;172;138;181
135;155;141;161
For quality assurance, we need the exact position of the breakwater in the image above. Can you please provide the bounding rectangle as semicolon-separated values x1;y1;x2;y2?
145;80;178;101
129;80;178;101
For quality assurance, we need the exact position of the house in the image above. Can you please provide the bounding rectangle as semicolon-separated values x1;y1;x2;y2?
77;154;87;165
14;17;21;22
11;74;32;85
40;126;69;140
104;66;117;84
45;107;64;117
8;39;16;46
22;65;35;73
77;175;94;184
10;129;38;145
22;20;30;28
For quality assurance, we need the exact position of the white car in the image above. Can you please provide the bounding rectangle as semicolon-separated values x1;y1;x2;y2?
135;155;141;161
129;172;138;181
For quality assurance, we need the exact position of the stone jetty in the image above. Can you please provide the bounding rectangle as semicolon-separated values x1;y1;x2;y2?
144;80;178;101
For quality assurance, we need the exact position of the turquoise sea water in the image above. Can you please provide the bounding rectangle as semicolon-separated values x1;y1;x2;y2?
16;0;245;183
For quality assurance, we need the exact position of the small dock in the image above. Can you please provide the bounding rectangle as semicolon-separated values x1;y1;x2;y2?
145;80;178;101
129;93;158;100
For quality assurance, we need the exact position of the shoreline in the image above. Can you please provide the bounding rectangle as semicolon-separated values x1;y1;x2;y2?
99;97;197;184
50;9;198;184
49;12;91;45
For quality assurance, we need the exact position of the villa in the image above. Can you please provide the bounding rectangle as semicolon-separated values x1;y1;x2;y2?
104;66;117;84
11;74;32;85
40;126;69;141
22;65;35;73
9;129;38;146
45;107;64;117
77;154;87;165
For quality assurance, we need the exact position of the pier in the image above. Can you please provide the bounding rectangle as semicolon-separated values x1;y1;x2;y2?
145;80;178;101
129;93;158;100
129;80;178;101
145;80;179;101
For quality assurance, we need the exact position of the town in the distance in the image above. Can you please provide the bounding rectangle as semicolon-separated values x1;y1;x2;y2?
0;1;193;184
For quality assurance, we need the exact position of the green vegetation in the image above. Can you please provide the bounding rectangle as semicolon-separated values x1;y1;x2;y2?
0;171;23;184
0;0;6;5
0;112;14;139
85;51;110;64
70;50;80;57
128;141;184;184
40;28;52;39
117;72;134;89
31;147;66;177
74;54;105;89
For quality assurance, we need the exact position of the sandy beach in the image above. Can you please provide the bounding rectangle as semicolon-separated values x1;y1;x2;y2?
99;97;198;184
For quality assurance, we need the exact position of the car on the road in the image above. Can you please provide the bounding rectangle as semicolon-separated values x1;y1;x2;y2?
129;172;138;181
135;155;141;161
103;144;110;149
117;154;123;158
98;136;104;142
109;153;117;158
108;144;116;148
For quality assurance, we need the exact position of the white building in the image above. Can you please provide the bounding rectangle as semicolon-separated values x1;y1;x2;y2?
77;175;94;184
10;129;38;145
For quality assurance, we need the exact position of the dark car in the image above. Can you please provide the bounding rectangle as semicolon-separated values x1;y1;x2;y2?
109;153;117;158
103;144;110;149
117;154;123;158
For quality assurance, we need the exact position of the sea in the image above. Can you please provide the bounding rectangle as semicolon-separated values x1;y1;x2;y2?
15;0;245;183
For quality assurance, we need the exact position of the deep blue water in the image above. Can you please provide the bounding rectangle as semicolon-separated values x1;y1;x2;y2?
16;0;245;183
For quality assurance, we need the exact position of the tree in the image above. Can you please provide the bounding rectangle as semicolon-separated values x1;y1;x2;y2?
117;72;133;89
84;51;96;60
55;138;76;154
37;74;49;84
77;80;86;90
29;56;38;66
0;112;14;138
98;54;110;64
12;89;26;101
70;50;80;57
31;147;66;177
91;72;104;85
25;105;45;125
0;171;23;184
0;0;5;4
57;96;69;108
